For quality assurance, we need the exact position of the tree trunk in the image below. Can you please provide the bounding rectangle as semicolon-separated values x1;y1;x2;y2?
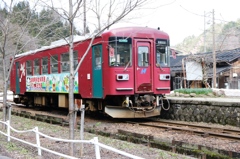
2;55;7;124
68;0;75;156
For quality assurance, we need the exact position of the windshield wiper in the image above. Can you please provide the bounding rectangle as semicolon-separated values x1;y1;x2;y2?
156;63;164;71
124;61;131;71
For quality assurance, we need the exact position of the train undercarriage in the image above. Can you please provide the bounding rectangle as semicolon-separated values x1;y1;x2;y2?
13;93;170;118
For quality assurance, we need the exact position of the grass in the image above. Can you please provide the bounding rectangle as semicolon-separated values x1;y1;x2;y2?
5;142;29;155
174;88;212;95
95;122;102;127
0;111;194;159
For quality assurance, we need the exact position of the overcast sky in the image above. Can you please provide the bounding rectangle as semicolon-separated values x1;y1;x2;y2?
25;0;240;46
111;0;240;46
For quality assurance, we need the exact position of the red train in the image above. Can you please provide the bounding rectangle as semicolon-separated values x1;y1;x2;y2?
10;27;171;118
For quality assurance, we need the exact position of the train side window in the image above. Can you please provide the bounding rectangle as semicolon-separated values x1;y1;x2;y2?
51;55;58;73
42;57;48;74
34;59;40;75
26;60;32;75
138;46;149;67
73;51;78;70
61;53;69;72
93;45;102;69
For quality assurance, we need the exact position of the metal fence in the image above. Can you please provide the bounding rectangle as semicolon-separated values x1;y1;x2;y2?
172;77;240;89
0;120;143;159
228;78;240;89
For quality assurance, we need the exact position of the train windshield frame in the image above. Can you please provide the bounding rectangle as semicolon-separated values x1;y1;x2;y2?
155;39;170;67
108;37;132;67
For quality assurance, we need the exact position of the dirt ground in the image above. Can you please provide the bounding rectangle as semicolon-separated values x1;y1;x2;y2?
0;112;195;159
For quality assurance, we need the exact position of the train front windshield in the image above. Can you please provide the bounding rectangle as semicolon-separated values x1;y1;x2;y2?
108;37;132;67
156;39;170;67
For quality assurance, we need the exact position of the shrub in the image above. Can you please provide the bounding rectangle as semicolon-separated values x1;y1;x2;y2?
174;88;212;95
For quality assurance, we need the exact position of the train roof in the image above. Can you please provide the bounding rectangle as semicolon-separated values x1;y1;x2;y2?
102;26;169;38
15;35;90;58
15;27;169;58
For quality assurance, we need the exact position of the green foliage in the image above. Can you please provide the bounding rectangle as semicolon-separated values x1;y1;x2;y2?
95;122;102;127
222;21;238;32
0;7;8;18
0;1;80;49
174;19;240;54
174;88;212;95
11;1;32;25
37;8;80;46
6;142;28;154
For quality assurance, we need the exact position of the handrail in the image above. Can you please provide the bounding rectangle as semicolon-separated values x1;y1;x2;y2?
0;120;144;159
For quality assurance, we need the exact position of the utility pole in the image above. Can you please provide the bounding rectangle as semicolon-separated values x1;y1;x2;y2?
204;11;206;52
212;9;216;88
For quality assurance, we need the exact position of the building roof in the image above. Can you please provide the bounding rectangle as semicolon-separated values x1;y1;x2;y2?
216;48;240;62
207;66;231;77
170;47;240;72
170;55;187;72
192;48;240;63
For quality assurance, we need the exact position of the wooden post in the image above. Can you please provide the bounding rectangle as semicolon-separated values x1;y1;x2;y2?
182;58;187;88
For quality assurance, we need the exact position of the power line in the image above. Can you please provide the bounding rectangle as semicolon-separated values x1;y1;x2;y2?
179;5;236;24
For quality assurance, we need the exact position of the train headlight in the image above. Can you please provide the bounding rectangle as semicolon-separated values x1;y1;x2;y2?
159;74;170;80
116;74;129;80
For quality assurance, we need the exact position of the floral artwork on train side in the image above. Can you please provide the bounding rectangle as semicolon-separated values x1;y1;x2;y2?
26;73;79;93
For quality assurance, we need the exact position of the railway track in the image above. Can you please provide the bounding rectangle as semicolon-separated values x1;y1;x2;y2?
3;103;240;141
4;103;240;141
2;104;240;158
126;119;240;141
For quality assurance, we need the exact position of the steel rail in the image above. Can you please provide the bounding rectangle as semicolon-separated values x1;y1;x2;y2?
126;120;240;141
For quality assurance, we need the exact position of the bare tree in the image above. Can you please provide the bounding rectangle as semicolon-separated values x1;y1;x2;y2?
72;0;149;155
41;0;149;155
0;0;40;122
1;0;149;156
0;0;68;122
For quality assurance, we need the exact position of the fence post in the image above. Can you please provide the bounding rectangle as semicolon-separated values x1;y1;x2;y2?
35;127;42;156
7;102;12;123
94;137;101;159
80;104;85;157
6;120;11;142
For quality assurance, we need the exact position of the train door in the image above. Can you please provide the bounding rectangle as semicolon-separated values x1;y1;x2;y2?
134;40;153;93
92;45;103;98
15;62;20;94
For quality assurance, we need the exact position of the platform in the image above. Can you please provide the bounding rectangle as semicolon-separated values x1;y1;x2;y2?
166;96;240;103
